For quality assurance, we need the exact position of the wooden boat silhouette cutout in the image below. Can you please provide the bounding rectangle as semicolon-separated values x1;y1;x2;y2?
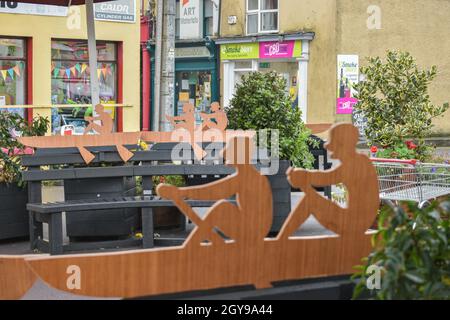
18;104;139;164
0;124;380;299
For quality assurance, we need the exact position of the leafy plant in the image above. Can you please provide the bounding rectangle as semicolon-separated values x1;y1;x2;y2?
0;111;49;185
375;141;417;160
225;71;317;168
152;175;185;193
354;51;449;161
353;199;450;300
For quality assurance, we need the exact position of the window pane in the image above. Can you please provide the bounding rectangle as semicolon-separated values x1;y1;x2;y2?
247;14;258;34
0;38;25;59
261;0;278;10
205;17;213;36
0;60;26;116
51;40;116;61
261;12;278;31
248;0;258;10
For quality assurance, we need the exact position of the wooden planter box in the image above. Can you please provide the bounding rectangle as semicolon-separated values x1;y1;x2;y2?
0;183;29;240
65;177;140;240
268;160;292;234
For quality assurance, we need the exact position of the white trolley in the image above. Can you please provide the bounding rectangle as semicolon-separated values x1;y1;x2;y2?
371;158;450;208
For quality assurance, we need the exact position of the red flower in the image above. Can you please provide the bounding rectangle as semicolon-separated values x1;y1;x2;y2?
370;146;378;153
406;140;417;150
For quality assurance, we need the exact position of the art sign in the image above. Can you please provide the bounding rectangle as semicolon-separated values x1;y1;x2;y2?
179;0;203;40
337;55;359;114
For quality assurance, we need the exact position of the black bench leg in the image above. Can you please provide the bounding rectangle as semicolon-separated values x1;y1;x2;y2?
142;208;154;249
29;212;43;251
49;213;64;255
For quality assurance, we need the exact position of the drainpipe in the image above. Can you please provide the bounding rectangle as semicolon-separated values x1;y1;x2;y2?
141;14;151;131
153;0;164;131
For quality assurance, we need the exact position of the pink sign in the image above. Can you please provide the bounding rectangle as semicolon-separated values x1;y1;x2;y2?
336;98;358;114
259;41;296;59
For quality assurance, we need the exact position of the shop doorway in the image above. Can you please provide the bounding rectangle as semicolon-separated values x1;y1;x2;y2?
175;71;213;124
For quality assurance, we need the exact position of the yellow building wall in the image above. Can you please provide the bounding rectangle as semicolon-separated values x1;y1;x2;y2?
0;4;141;132
337;0;450;134
220;0;450;134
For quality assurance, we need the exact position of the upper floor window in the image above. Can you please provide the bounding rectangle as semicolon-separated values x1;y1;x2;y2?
246;0;279;35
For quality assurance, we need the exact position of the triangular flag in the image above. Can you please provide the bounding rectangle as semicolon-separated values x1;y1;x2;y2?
97;69;102;79
53;67;60;78
107;65;112;75
101;68;107;77
70;67;77;76
1;70;7;81
81;63;87;74
13;65;21;77
7;68;14;79
75;63;81;73
60;69;66;76
66;68;71;79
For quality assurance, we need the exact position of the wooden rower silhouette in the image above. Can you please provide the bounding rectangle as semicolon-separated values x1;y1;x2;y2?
1;124;379;299
277;123;379;239
158;136;272;249
84;104;114;135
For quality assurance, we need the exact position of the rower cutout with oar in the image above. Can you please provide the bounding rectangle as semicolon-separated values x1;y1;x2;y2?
157;136;273;250
200;102;228;132
166;103;206;160
276;123;379;240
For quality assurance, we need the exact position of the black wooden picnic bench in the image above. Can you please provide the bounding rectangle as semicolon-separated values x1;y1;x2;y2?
21;143;273;255
21;138;332;256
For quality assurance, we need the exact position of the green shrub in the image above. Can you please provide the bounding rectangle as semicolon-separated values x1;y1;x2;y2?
225;71;316;168
353;199;450;300
354;51;449;161
0;111;49;185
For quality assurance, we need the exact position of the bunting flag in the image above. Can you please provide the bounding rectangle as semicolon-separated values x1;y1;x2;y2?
101;67;107;78
97;68;102;79
0;63;23;82
70;67;77;76
7;69;14;80
13;66;21;77
65;68;71;79
75;63;81;74
81;63;87;74
53;67;60;78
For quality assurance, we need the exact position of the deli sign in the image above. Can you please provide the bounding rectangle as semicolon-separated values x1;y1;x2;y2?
180;0;203;40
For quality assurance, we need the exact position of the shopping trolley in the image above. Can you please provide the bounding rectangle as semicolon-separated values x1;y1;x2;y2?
371;158;450;208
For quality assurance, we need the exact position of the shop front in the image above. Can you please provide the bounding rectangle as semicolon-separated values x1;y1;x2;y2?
0;2;141;134
150;40;219;125
217;33;314;122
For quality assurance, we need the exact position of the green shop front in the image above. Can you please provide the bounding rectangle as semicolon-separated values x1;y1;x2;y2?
149;40;219;126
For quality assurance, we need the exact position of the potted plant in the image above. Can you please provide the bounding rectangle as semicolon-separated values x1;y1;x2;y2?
0;111;49;240
354;51;449;162
353;198;449;299
226;71;317;233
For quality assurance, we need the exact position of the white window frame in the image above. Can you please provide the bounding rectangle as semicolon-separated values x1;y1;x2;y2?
246;0;279;35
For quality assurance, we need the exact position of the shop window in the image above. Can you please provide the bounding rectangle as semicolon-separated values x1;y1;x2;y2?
246;0;279;35
0;38;26;117
51;40;118;135
176;71;212;124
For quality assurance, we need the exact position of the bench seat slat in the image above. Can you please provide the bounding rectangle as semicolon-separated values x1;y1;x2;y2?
27;197;234;214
